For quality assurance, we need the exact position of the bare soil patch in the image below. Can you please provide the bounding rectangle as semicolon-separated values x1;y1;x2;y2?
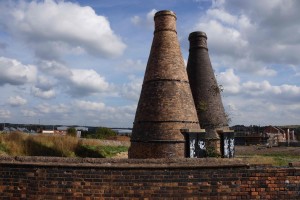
235;145;300;156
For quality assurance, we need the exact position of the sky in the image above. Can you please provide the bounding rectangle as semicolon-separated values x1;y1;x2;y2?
0;0;299;127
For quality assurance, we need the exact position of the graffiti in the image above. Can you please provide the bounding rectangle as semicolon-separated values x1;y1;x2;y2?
190;139;196;158
223;137;229;158
221;133;235;158
198;140;205;150
229;138;235;157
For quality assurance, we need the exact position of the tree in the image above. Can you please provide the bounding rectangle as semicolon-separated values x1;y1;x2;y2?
66;127;77;137
94;127;117;139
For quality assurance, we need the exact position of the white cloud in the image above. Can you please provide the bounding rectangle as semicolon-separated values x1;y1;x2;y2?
242;81;300;101
217;66;300;125
36;103;69;114
8;96;27;107
223;95;300;126
68;69;109;96
217;68;240;94
21;109;37;117
36;76;55;91
218;69;300;101
117;59;145;72
195;19;248;57
120;75;143;101
38;60;110;97
146;9;157;23
68;100;136;127
206;9;238;25
74;100;105;111
0;0;126;59
0;109;11;119
131;9;157;28
39;60;72;77
0;57;37;86
193;0;300;78
31;87;56;99
131;16;141;25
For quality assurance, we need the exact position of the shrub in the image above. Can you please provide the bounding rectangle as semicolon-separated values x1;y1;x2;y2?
66;127;77;137
92;127;117;139
0;131;127;158
75;144;128;158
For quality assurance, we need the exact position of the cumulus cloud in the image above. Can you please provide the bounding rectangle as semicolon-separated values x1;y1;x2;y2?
0;109;11;119
36;76;56;91
131;9;157;28
39;60;72;79
21;109;37;117
36;103;69;114
66;99;136;127
68;69;109;96
74;100;105;111
0;0;126;59
120;75;143;101
193;0;300;76
217;67;300;125
217;68;240;94
117;59;145;72
218;68;300;101
37;60;110;97
241;81;300;103
0;57;37;86
8;96;27;107
31;87;56;99
131;16;141;25
223;95;300;126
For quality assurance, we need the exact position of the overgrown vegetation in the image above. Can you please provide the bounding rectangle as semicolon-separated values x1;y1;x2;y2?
84;127;117;139
0;131;128;158
66;127;77;137
236;151;300;166
205;146;220;157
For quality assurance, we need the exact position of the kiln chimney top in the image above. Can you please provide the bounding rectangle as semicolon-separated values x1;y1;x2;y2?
154;10;177;33
154;10;177;19
188;31;208;50
189;31;207;40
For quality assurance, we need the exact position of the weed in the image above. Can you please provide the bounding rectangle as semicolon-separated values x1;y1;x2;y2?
0;131;128;158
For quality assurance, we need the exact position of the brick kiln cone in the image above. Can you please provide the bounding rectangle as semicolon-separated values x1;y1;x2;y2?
187;31;229;139
129;10;201;159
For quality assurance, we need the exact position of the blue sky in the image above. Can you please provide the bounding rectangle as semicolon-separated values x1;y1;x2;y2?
0;0;299;127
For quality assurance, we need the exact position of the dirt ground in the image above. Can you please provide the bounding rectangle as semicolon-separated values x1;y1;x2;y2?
235;145;300;156
113;143;300;159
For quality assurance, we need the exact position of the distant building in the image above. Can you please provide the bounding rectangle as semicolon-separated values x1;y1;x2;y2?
42;130;66;136
263;125;286;146
232;125;268;145
56;126;88;138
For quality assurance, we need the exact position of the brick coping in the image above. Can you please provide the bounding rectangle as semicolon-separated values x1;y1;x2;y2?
0;156;253;169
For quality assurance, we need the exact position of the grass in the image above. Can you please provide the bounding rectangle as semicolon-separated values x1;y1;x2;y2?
0;131;128;158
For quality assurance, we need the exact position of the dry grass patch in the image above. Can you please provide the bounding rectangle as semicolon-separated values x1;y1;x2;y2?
0;131;128;158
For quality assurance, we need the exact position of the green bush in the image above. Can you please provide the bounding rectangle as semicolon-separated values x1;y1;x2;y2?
75;144;128;158
66;127;77;137
90;127;117;139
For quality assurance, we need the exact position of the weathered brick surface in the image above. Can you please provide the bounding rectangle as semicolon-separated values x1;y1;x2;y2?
129;10;200;158
187;31;228;131
0;157;299;199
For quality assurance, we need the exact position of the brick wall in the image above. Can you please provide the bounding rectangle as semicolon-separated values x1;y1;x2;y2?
0;157;299;199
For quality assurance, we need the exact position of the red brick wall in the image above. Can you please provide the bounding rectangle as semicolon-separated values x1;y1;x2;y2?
0;157;299;199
